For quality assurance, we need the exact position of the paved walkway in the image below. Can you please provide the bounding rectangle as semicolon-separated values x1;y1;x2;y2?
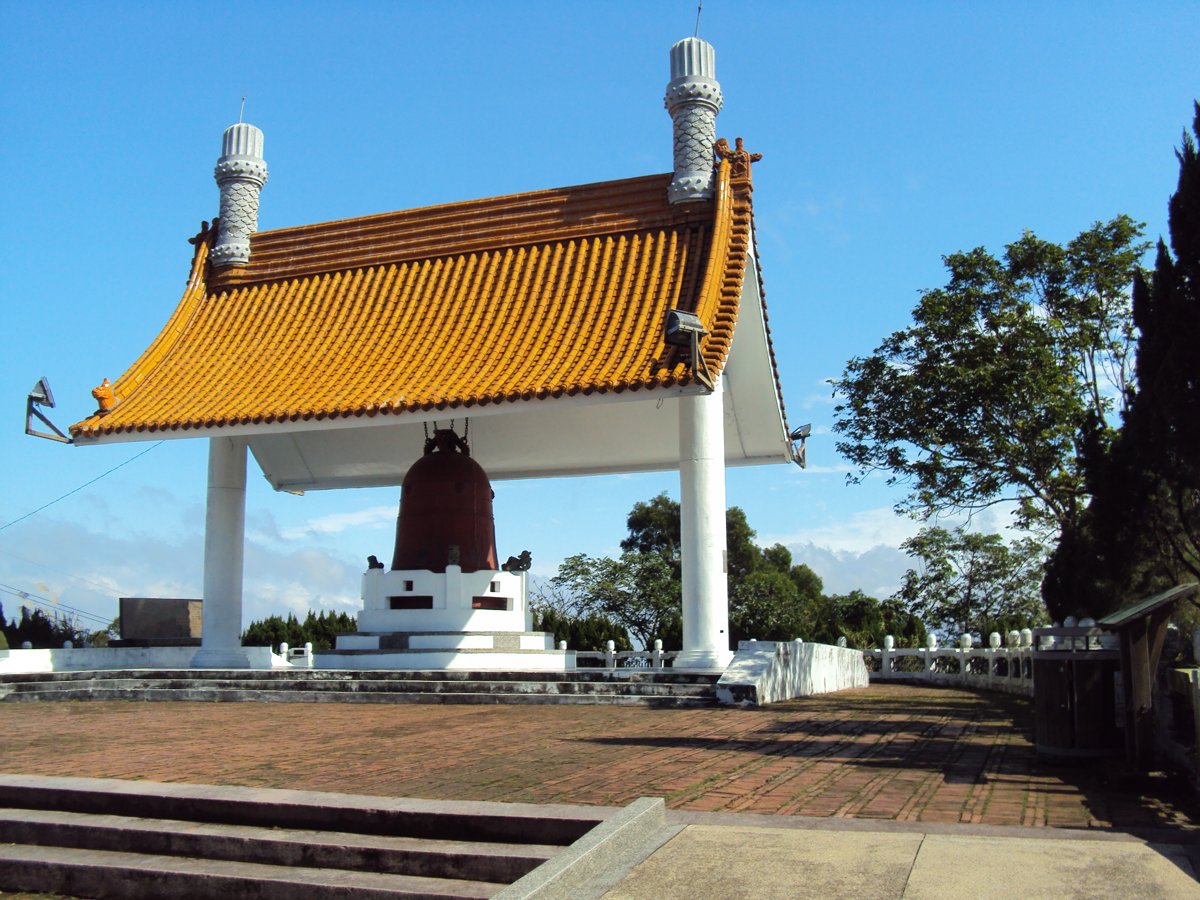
1;684;1197;898
0;684;1194;833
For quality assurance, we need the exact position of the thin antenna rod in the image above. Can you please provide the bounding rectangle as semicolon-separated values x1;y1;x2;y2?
694;1;703;37
238;95;246;123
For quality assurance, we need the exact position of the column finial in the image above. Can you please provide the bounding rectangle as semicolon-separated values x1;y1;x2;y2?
664;36;723;204
211;121;268;267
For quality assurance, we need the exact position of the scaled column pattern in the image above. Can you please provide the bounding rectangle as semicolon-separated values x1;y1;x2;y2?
211;122;268;267
676;381;733;669
664;36;723;204
193;436;251;668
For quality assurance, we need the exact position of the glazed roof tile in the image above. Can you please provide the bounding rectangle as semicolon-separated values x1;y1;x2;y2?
71;161;783;440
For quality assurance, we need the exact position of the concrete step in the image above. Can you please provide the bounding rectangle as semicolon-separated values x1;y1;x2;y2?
0;776;602;845
0;669;719;707
0;672;720;691
0;776;616;898
0;685;717;707
0;843;499;899
8;675;715;696
0;777;674;900
0;808;557;883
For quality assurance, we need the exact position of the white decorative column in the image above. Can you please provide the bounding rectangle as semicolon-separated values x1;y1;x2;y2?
664;36;723;204
676;380;733;669
192;436;251;668
211;122;268;267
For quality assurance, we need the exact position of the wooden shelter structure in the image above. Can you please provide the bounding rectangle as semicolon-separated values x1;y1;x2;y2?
1098;582;1200;769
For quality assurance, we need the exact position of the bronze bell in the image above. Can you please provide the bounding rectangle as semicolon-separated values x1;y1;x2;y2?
391;429;498;573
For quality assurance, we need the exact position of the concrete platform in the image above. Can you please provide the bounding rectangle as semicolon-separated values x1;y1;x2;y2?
608;815;1200;899
0;684;1195;897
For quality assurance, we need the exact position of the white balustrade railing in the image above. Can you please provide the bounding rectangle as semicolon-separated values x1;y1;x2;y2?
573;639;680;669
863;629;1037;695
863;623;1130;697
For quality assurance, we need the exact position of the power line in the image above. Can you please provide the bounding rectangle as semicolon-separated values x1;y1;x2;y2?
0;583;111;627
0;441;165;534
0;547;132;599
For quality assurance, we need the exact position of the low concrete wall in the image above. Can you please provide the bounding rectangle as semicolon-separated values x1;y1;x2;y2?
715;640;869;706
0;646;284;674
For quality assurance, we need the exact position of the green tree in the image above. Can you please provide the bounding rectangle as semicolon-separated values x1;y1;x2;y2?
529;606;632;652
622;493;682;564
241;610;356;650
730;569;801;645
621;493;763;579
2;605;87;649
87;616;121;648
801;591;888;649
832;217;1148;535
730;543;825;644
548;551;682;650
895;526;1046;639
1044;105;1200;619
880;597;927;648
616;496;821;648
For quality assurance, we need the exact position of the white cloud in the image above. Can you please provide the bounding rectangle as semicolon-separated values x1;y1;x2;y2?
764;505;923;556
0;510;365;632
278;505;396;541
787;542;911;599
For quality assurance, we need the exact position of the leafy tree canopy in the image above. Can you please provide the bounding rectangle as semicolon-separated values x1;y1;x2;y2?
541;551;681;650
547;497;845;650
895;526;1046;640
832;217;1148;534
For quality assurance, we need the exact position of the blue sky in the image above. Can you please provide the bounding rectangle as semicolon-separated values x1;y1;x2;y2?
1;1;1196;632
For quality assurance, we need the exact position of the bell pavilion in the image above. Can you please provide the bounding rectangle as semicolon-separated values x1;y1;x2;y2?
68;36;801;672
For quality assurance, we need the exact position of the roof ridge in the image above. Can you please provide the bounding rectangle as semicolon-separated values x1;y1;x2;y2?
211;173;705;291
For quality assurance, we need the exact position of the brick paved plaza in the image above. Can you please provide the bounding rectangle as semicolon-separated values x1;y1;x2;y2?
0;685;1194;834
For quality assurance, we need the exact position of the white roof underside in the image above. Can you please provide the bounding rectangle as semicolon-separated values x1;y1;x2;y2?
252;255;790;489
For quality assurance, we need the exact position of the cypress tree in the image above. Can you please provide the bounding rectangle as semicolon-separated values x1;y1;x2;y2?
1045;104;1200;619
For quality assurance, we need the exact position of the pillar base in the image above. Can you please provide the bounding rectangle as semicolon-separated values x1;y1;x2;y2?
191;647;251;669
673;648;734;671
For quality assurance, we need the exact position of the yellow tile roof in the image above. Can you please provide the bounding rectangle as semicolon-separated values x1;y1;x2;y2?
72;155;779;439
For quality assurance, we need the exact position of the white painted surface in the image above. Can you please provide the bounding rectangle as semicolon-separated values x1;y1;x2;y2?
312;649;576;671
0;646;282;673
677;381;733;670
193;437;251;668
351;566;527;638
237;384;791;490
716;640;869;705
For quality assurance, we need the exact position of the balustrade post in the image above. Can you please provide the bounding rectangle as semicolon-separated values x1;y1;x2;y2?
653;639;664;669
960;634;972;680
882;635;894;677
605;640;616;669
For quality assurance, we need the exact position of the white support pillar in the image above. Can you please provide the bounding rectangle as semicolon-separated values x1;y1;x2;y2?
675;381;733;670
192;436;251;668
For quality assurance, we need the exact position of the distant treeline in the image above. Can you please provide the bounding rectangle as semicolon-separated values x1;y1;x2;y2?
241;610;357;650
